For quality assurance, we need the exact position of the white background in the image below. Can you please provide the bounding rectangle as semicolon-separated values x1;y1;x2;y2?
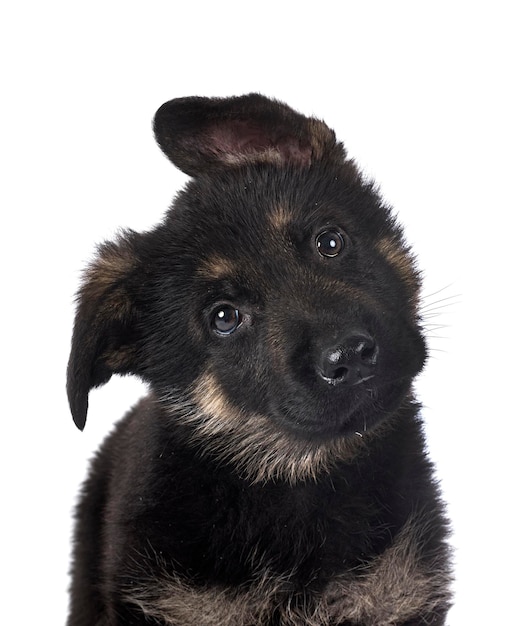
1;2;521;623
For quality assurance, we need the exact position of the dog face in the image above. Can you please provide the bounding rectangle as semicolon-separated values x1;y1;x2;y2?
67;94;426;482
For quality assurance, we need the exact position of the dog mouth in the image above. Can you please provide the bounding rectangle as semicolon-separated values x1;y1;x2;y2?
318;371;376;388
268;392;369;440
267;373;410;441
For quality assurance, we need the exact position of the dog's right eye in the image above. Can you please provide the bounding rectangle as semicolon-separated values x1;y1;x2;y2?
315;229;346;258
211;305;242;336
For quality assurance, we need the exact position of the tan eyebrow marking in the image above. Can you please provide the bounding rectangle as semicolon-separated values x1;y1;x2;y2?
268;204;293;232
197;256;237;281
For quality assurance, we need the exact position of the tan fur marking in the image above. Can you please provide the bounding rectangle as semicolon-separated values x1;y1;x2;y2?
307;118;336;160
197;256;237;281
159;371;374;485
323;516;452;624
124;515;451;626
269;204;293;232
83;239;136;303
222;147;286;167
376;237;417;289
77;239;136;336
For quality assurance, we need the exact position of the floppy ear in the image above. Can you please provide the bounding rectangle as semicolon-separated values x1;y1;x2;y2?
67;234;139;430
153;93;345;176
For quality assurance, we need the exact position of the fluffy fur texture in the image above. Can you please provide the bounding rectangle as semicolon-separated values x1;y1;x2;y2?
67;94;452;625
123;513;450;626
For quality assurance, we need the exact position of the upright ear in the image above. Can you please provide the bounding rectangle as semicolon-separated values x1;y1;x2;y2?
153;93;345;176
67;234;139;430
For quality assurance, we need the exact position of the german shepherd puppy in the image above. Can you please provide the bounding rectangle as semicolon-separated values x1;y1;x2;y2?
67;95;452;625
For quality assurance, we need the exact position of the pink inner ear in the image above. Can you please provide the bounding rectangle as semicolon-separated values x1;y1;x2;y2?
209;120;312;167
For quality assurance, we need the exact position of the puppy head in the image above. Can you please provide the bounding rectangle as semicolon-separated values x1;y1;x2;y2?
68;95;425;480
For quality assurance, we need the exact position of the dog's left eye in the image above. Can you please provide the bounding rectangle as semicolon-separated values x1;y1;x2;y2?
315;229;346;258
211;305;242;335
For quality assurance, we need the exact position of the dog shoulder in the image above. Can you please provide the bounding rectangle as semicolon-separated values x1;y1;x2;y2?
77;395;164;531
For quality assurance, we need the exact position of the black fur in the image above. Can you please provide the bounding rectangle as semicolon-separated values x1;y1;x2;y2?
67;94;452;625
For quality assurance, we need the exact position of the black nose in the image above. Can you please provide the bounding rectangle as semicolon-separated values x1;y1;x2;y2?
318;331;378;386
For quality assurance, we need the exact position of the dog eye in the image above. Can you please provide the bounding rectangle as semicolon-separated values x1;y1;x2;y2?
315;230;345;258
211;305;242;335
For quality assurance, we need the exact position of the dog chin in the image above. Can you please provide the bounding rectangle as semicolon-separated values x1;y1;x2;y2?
270;400;369;441
273;379;410;441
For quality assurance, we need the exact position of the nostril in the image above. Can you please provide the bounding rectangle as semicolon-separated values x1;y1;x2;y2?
357;339;379;366
318;348;347;384
318;364;349;385
332;366;349;381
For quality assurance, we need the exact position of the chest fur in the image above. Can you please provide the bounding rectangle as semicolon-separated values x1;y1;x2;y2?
124;516;451;626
